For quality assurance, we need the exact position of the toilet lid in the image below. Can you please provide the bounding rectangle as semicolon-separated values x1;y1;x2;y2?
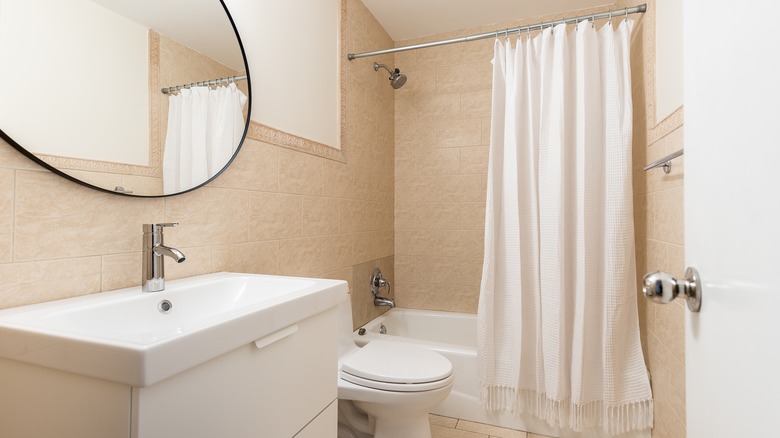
340;340;452;387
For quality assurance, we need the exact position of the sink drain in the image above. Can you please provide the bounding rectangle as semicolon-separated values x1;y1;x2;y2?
158;300;173;314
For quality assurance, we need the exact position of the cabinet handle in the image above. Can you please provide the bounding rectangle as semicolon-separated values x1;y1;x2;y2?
254;324;298;349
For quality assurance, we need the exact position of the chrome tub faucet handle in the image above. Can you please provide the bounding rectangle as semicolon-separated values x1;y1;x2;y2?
370;268;394;308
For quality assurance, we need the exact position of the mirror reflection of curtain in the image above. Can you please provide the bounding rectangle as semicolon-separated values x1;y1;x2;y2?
163;83;247;194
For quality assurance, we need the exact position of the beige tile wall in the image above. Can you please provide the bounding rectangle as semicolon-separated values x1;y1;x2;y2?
0;0;394;331
635;127;686;438
393;1;685;436
392;27;492;313
631;2;686;436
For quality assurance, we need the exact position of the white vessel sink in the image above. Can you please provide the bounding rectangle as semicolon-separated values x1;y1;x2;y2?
0;272;347;386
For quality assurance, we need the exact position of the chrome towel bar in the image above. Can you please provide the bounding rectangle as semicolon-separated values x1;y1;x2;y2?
644;148;683;174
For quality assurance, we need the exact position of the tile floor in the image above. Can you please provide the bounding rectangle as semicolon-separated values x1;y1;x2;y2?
430;414;553;438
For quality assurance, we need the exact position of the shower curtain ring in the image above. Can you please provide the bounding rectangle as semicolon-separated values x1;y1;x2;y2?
608;11;612;25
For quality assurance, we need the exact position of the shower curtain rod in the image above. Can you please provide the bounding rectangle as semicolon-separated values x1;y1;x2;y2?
347;4;646;60
161;74;247;95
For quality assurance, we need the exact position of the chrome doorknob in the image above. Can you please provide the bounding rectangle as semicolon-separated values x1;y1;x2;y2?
642;267;702;313
642;272;678;304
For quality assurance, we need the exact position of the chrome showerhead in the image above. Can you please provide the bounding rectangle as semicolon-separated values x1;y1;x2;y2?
373;62;407;89
390;71;407;89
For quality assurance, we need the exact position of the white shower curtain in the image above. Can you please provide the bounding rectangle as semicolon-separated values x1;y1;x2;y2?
163;83;247;194
477;19;652;435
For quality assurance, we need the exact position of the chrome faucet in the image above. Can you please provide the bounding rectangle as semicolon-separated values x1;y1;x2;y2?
142;223;186;292
370;268;394;308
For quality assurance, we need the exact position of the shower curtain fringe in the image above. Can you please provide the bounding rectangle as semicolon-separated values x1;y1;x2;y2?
480;385;653;436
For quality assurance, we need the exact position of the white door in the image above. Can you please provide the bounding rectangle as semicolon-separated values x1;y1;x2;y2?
684;1;780;437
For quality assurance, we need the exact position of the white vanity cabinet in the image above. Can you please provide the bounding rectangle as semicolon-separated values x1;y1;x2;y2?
132;306;338;437
0;307;339;438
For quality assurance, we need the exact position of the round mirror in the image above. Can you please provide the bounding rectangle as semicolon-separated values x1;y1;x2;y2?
0;0;251;197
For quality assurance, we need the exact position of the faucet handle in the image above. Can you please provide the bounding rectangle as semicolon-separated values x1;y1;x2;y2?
143;223;178;233
370;268;391;296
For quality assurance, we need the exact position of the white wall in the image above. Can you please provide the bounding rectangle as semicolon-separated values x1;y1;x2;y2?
223;0;340;149
655;0;683;121
0;0;149;165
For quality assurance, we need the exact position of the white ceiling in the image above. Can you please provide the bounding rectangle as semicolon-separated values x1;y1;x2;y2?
91;0;245;71
361;0;616;41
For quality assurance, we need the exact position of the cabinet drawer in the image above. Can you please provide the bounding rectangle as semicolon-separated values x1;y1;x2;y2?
133;307;338;438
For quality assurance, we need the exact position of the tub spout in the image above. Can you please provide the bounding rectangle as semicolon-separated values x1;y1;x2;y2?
374;296;395;308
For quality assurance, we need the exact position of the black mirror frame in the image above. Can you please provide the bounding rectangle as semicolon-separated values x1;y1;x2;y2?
0;0;252;198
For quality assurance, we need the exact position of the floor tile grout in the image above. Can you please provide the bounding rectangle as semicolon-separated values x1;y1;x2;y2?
431;414;530;438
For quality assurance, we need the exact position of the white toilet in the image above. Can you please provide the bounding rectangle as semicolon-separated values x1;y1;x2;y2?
337;297;454;438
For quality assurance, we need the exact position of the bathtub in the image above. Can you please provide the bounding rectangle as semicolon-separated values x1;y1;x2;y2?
354;308;650;438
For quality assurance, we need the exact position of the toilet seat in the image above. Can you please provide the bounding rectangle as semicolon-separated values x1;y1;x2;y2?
340;340;453;392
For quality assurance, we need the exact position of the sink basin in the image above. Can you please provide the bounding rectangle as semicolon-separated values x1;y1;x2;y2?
0;272;347;386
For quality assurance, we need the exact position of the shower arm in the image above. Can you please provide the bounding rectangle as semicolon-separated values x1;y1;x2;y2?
373;62;397;76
